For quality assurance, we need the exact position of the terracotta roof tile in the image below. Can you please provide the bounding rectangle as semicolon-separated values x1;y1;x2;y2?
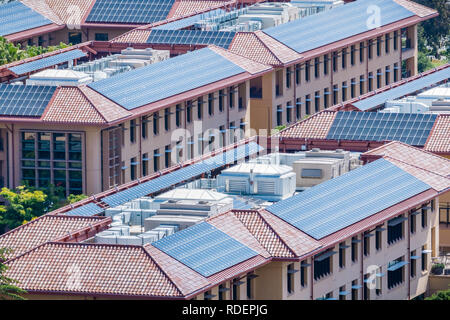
145;245;210;296
207;211;271;258
169;0;234;19
253;31;302;64
425;115;450;154
21;0;64;25
232;210;295;258
277;111;337;139
111;29;152;43
43;87;106;124
394;0;437;18
0;215;110;260
43;0;96;26
258;210;322;257
209;45;271;75
5;242;182;297
229;32;281;66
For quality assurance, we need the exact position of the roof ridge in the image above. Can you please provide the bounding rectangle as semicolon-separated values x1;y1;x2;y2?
249;31;283;65
76;86;109;123
384;155;450;181
275;109;336;136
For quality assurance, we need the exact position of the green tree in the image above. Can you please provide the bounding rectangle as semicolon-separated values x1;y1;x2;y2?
425;288;450;300
0;247;26;300
67;194;88;204
413;0;449;57
418;51;433;72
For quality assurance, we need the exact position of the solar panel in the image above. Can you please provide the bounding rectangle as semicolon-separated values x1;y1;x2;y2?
147;29;236;48
0;84;57;117
88;47;244;110
263;0;415;53
9;50;87;76
153;222;258;277
153;9;226;30
0;1;53;36
266;159;431;240
326;112;437;146
63;203;105;217
86;0;175;24
102;142;263;207
353;67;450;111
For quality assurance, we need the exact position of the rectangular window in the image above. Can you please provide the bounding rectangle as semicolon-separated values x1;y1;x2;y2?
368;72;373;91
314;251;332;280
324;88;329;108
175;104;182;127
360;75;365;95
219;90;224;112
394;63;399;82
130;157;137;181
164;145;171;168
141;116;148;139
232;279;240;300
341;48;347;69
351;280;359;300
376;227;382;251
387;216;404;244
295;64;301;85
411;250;416;278
351;236;358;262
421;205;428;228
368;40;373;59
377;36;382;56
323;54;329;75
350;45;355;65
68;32;82;45
314;91;320;112
410;213;416;234
363;274;370;300
385;66;390;86
421;246;427;271
277;105;283;126
286;102;292;123
218;284;226;300
164;108;171;131
153;149;160;172
142;153;148;177
95;33;108;41
296;98;301;120
394;30;398;50
339;242;346;268
385;33;390;53
247;273;253;299
197;97;203;120
287;264;295;294
300;263;308;287
339;286;346;300
208;94;214;116
351;78;356;98
229;87;234;109
377;69;382;88
286;67;292;88
333;85;338;105
359;42;364;62
388;257;405;289
305;95;311;115
305;61;310;82
186;101;192;123
332;52;338;72
153;112;159;135
314;58;320;78
364;232;371;256
342;81;347;101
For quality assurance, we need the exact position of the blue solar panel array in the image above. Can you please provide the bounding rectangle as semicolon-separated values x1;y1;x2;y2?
63;203;105;217
153;9;226;30
266;159;431;240
0;84;56;117
146;29;236;48
88;48;244;110
0;1;53;36
9;50;86;76
86;0;175;24
326;112;438;146
263;0;415;53
102;142;263;207
153;222;258;277
353;67;450;111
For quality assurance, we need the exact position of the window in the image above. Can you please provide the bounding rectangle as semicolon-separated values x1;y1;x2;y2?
411;250;416;278
351;280;359;300
130;157;137;181
197;98;203;120
368;39;373;59
142;153;148;176
287;264;295;294
219;90;224;112
376;227;382;251
141;116;148;139
323;54;329;75
218;284;226;300
153;112;159;135
368;72;373;91
204;290;213;301
186;101;192;123
314;58;320;78
286;67;292;88
232;279;240;300
376;268;382;296
314;91;320;112
301;168;322;178
295;64;301;85
394;30;398;50
300;262;308;287
229;87;234;108
314;251;332;280
410;212;416;234
68;32;82;44
341;48;347;69
296;98;301;120
359;42;364;62
377;36;382;56
163;109;170;131
388;216;404;244
339;286;346;300
175;104;182;127
324;88;329;108
360;75;365;95
153;149;160;172
277;105;283;126
332;52;338;72
351;78;356;98
341;81;347;101
385;66;390;85
394;63;399;82
421;246;427;271
421;205;428;228
388;257;405;289
305;61;310;82
305;95;311;115
377;69;382;88
385;33;390;53
286;102;292;123
333;85;338;105
339;242;346;268
351;236;358;262
363;274;370;300
208;94;214;116
165;145;171;168
246;273;254;299
95;33;108;41
350;45;355;65
363;232;371;256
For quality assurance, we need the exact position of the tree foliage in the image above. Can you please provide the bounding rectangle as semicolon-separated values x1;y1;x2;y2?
425;289;450;300
0;247;26;300
0;37;70;66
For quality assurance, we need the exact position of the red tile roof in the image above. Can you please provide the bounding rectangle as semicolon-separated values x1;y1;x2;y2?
21;0;64;25
362;141;450;192
425;115;450;154
5;242;183;298
111;29;152;43
232;210;295;258
168;0;235;19
394;0;438;18
43;0;96;26
0;215;111;260
207;255;269;284
277;111;337;139
207;211;271;258
209;45;271;75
